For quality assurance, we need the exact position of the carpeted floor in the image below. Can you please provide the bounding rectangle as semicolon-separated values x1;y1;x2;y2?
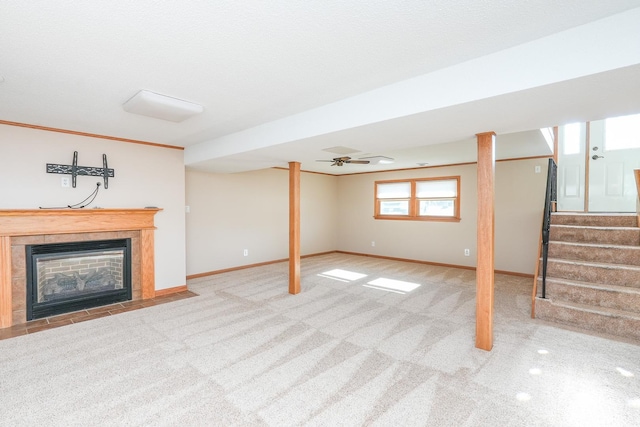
1;253;639;426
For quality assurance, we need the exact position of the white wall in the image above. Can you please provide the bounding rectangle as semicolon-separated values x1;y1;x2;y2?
336;158;548;275
0;124;186;290
0;122;549;288
186;158;547;277
185;168;338;276
494;159;549;273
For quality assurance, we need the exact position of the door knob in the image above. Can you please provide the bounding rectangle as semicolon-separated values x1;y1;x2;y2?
592;155;604;160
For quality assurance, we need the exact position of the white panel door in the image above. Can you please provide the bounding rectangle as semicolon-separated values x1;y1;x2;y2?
588;115;640;212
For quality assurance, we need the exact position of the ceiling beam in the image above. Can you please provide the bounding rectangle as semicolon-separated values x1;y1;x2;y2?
185;9;640;168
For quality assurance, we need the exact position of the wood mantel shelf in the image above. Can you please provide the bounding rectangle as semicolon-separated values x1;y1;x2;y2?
0;208;161;328
0;208;160;236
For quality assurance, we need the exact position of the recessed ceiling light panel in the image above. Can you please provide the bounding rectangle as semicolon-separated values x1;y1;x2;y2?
322;146;360;155
123;90;203;122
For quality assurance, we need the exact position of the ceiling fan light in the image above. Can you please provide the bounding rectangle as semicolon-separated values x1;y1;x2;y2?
123;90;203;122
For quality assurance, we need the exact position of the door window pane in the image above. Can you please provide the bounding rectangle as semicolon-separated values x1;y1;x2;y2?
605;113;640;151
562;122;581;155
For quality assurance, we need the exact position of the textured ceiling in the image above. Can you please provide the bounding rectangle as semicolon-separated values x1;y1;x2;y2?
1;1;640;174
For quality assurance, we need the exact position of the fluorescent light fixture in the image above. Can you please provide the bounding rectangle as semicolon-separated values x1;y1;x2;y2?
360;156;394;165
123;90;203;122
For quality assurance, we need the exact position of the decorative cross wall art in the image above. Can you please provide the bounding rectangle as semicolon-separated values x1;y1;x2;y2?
46;151;114;189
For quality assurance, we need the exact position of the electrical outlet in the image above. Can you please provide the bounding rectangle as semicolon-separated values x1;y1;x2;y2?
185;205;190;213
371;241;375;247
464;248;470;256
535;165;541;173
61;177;70;188
243;249;248;256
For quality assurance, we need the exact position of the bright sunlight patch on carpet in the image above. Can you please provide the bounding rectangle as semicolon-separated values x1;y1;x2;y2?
363;278;421;294
318;269;368;282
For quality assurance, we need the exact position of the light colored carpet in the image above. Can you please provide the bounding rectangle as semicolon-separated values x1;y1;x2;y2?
1;253;639;426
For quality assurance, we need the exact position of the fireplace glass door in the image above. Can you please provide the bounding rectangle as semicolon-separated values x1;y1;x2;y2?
26;239;132;320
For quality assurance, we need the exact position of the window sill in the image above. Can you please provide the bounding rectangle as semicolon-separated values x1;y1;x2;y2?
374;216;461;222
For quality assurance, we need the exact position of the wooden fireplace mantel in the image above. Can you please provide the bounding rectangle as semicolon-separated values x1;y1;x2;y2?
0;208;161;328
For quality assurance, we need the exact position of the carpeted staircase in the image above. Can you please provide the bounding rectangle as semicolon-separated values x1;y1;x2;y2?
535;212;640;341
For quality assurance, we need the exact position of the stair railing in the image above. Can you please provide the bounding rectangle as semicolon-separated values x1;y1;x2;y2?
540;158;557;299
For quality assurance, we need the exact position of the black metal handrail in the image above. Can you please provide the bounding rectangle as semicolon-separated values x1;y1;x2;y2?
540;158;557;299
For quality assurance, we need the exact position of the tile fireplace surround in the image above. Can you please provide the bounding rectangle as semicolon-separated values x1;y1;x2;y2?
0;208;160;329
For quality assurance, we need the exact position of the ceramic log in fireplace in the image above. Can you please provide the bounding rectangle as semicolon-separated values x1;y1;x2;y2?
26;239;132;320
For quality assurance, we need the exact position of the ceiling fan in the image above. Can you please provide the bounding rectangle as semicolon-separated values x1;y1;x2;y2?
316;156;370;166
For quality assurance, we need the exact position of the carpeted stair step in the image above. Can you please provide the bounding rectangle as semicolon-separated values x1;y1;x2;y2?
549;224;640;246
548;241;640;266
551;213;638;227
544;259;640;288
537;211;640;341
538;277;640;314
535;297;640;341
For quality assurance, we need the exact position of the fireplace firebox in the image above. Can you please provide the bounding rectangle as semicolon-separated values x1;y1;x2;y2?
26;239;132;320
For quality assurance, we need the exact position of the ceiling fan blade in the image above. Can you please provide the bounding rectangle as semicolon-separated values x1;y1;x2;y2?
317;156;363;166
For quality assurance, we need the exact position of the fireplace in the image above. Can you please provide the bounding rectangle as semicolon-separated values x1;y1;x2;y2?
0;208;159;329
26;239;132;320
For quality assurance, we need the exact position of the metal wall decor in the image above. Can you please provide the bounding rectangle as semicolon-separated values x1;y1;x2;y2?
46;151;114;188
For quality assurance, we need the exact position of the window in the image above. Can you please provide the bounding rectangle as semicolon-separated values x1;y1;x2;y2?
561;122;582;155
604;113;640;151
375;176;460;221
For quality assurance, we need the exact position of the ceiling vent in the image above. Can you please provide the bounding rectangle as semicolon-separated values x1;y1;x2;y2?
122;90;203;122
